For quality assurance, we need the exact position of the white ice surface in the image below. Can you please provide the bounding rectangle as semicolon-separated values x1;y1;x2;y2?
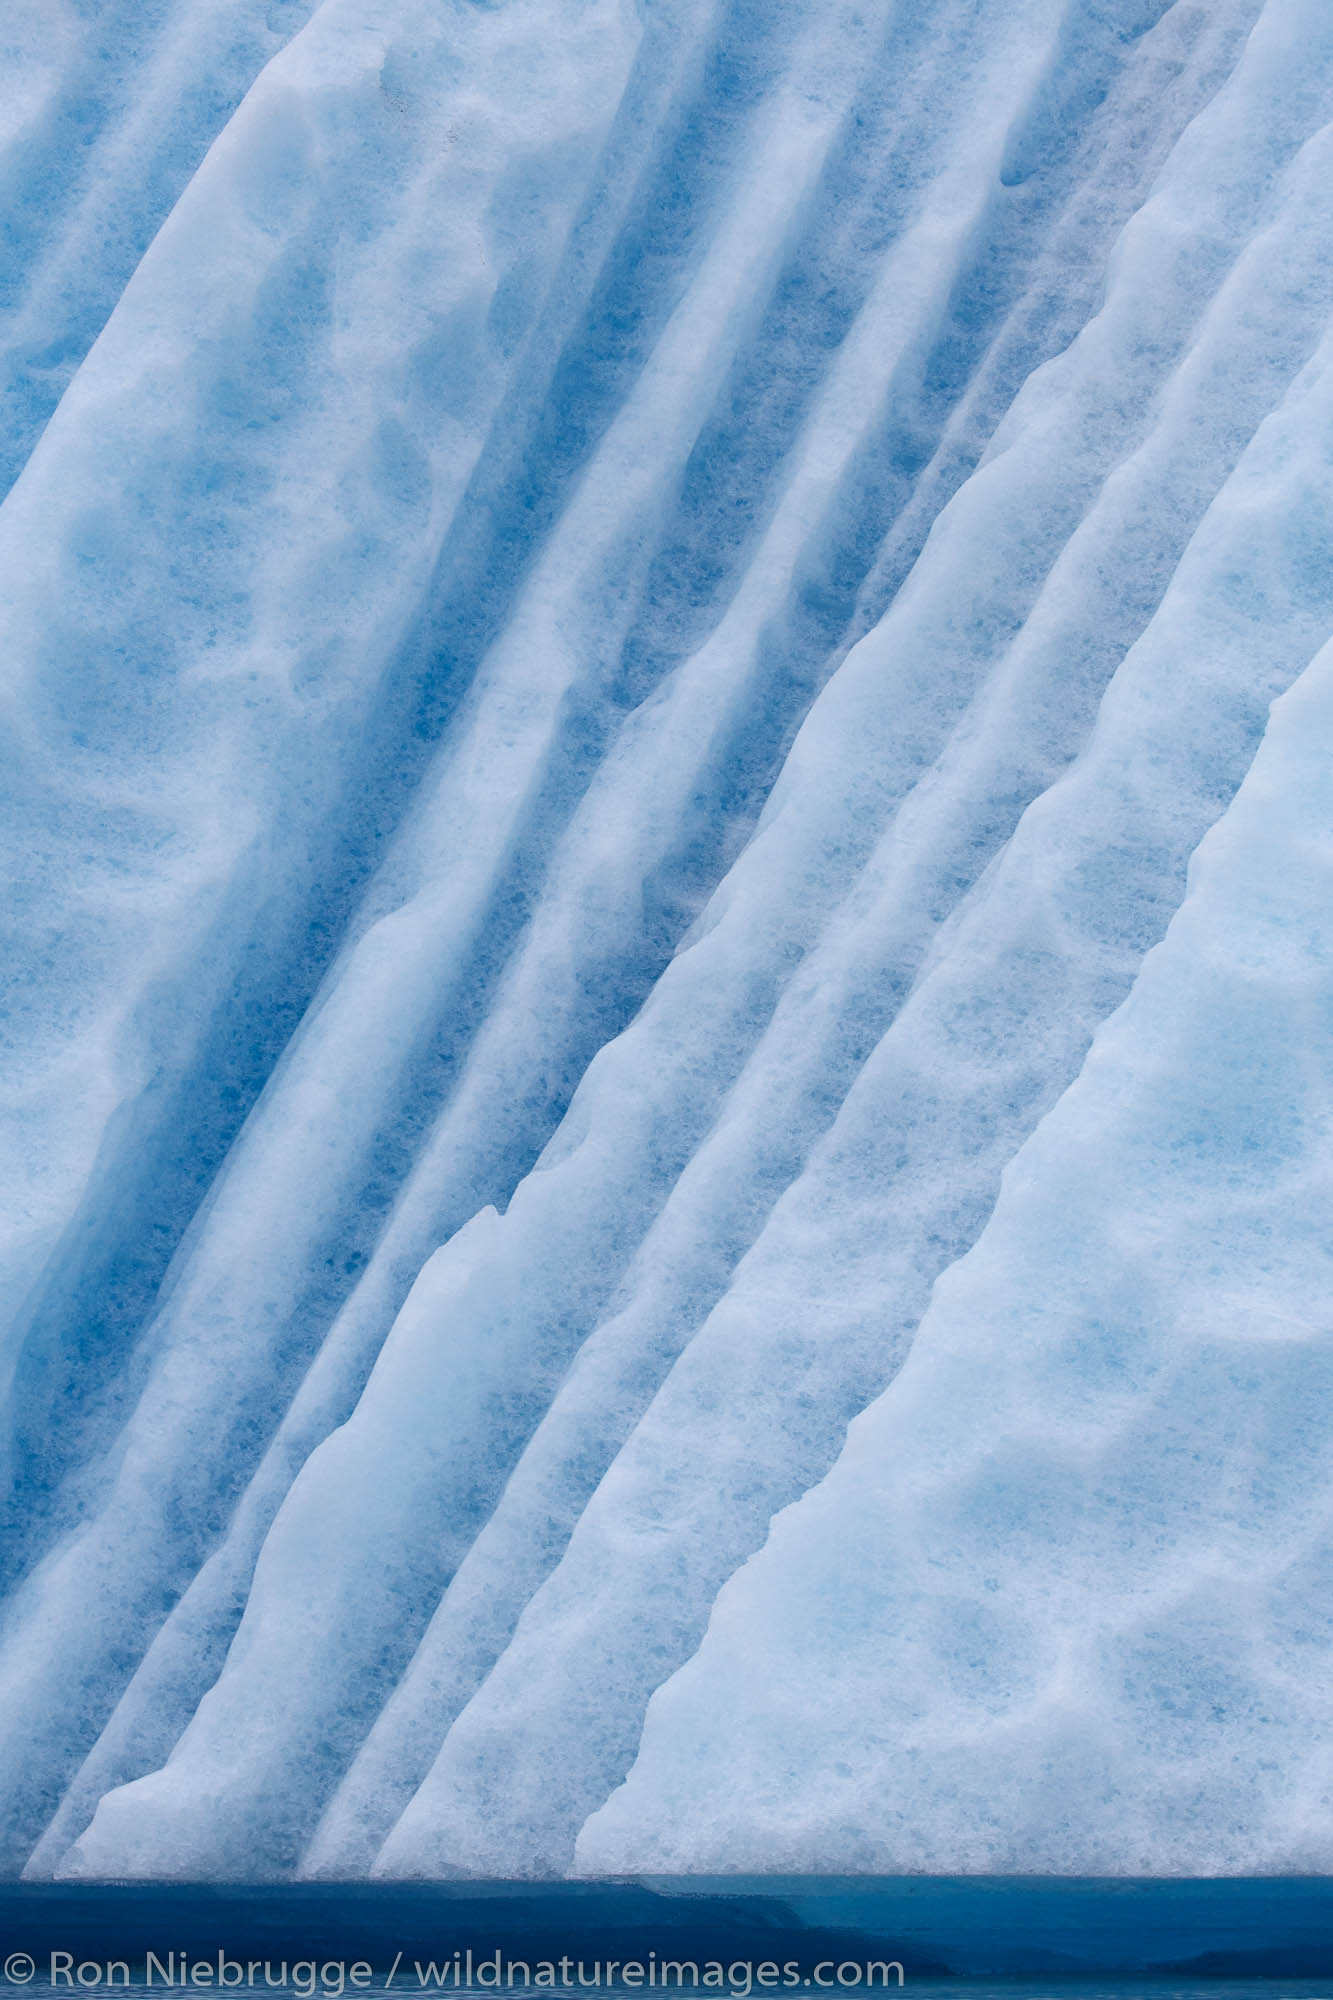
577;619;1333;1873
3;0;1333;1882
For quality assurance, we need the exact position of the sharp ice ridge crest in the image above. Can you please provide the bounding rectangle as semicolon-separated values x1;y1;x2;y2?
2;0;1332;1881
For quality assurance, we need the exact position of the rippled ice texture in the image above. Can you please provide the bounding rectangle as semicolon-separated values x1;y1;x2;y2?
2;0;1333;1882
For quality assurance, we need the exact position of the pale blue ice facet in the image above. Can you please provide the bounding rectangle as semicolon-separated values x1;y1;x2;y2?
2;0;1332;1881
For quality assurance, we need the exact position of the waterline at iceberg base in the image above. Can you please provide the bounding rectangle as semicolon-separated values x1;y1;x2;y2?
3;0;1333;1884
8;1879;1333;1986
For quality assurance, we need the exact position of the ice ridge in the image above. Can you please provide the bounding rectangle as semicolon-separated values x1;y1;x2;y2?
2;0;1332;1878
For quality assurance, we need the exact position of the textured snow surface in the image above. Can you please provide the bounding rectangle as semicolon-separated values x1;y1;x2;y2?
2;0;1333;1879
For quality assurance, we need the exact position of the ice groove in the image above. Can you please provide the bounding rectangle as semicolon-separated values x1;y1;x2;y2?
2;0;1331;1881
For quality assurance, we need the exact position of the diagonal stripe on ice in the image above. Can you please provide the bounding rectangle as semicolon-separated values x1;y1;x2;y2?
369;92;1333;1878
51;0;1333;1881
0;0;319;500
34;0;1044;1882
574;573;1333;1878
7;0;1333;1887
0;0;645;1873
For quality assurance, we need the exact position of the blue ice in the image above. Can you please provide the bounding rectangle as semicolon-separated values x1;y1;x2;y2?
2;0;1331;1881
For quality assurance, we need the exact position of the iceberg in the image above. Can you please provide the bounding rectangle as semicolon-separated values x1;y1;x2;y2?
1;0;1331;1879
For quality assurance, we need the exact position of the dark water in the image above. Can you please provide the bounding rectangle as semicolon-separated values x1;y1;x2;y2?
2;1880;1333;1999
